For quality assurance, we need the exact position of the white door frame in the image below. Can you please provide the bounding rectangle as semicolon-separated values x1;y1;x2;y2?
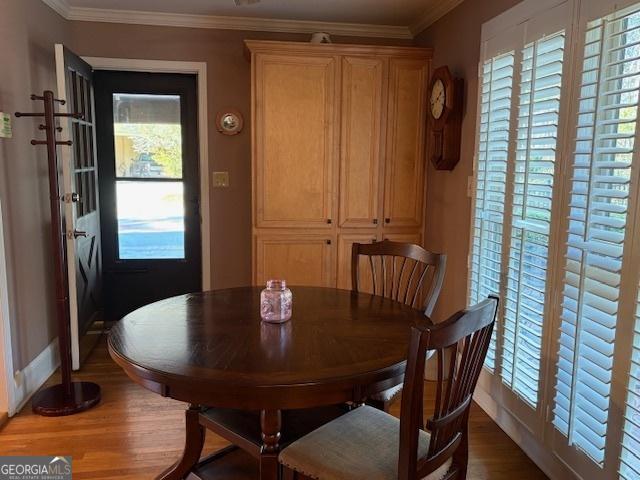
0;199;15;415
82;57;211;292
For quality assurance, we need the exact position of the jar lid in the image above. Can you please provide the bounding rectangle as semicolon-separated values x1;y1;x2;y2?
266;279;286;289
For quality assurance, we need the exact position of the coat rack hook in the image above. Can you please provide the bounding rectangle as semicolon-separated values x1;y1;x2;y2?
15;112;44;118
31;94;66;105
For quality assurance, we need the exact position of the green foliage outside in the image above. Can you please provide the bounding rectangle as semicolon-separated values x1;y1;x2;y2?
114;123;182;178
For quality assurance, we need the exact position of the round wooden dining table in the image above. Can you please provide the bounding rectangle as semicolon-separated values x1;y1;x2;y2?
108;286;428;480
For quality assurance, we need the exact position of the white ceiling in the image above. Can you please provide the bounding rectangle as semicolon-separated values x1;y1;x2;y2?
43;0;464;38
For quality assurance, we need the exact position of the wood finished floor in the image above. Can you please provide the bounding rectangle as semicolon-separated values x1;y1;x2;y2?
0;338;548;479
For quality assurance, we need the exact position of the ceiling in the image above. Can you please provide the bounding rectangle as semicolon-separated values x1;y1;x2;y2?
43;0;464;38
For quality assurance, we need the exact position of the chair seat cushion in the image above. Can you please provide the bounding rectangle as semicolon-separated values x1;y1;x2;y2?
369;383;403;403
370;350;438;403
279;406;452;480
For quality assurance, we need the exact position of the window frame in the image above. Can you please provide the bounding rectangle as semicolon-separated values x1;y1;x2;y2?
469;0;640;478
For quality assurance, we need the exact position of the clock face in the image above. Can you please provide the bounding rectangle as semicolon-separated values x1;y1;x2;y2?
430;79;446;120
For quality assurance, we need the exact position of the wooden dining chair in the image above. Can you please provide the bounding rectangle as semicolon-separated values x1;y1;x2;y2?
351;240;446;315
279;296;499;480
352;240;446;411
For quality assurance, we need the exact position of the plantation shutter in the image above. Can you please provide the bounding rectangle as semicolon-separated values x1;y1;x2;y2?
620;284;640;479
469;50;515;371
553;2;640;466
501;31;565;407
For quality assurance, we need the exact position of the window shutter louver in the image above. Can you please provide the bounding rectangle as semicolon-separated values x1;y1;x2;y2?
502;32;565;407
470;52;515;371
620;286;640;480
553;5;640;466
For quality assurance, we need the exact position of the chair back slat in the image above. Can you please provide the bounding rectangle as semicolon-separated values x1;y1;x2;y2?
397;296;499;480
351;240;446;316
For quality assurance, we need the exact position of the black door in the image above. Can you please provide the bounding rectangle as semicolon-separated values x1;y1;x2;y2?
94;71;201;320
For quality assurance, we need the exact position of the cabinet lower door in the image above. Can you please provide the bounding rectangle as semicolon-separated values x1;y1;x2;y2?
255;234;334;287
382;232;423;245
383;59;428;228
337;233;378;293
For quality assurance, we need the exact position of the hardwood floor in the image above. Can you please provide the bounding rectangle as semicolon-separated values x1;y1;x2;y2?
0;338;548;479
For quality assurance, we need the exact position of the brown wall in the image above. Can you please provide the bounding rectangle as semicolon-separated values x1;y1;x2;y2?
0;0;70;370
0;3;410;372
68;22;410;290
413;0;523;321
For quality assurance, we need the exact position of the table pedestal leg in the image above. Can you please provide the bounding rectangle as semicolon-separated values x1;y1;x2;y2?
260;409;282;480
157;404;205;480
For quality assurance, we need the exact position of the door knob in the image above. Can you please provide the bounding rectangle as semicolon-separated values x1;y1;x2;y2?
67;229;88;239
63;192;80;203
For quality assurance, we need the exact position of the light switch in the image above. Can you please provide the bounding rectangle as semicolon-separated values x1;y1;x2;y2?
213;171;230;188
0;112;12;138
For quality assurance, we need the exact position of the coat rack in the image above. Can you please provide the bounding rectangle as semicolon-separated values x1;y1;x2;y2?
16;90;101;416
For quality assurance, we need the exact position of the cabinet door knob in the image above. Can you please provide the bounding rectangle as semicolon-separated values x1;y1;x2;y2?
385;218;391;224
326;239;332;245
327;218;332;224
372;218;378;224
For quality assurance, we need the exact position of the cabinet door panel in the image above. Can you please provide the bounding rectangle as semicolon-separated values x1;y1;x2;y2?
255;54;337;228
382;232;422;245
255;234;334;287
337;233;378;293
384;59;428;228
339;56;384;228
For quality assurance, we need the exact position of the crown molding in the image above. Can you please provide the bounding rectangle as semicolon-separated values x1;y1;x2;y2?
41;0;71;18
64;6;412;39
40;0;461;39
409;0;465;37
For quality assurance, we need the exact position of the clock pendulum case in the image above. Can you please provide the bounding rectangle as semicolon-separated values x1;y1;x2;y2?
428;66;464;171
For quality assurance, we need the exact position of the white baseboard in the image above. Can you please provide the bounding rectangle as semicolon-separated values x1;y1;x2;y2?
473;387;580;480
9;338;59;416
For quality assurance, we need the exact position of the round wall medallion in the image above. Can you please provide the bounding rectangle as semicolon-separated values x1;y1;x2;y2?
216;109;244;136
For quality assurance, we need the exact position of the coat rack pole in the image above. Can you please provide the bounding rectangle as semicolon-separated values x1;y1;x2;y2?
43;90;73;396
16;90;101;416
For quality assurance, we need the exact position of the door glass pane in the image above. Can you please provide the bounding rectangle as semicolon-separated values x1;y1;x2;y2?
112;93;182;179
116;181;185;259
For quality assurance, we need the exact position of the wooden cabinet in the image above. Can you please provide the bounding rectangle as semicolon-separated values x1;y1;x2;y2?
339;56;385;228
255;234;334;287
254;53;337;228
247;41;432;287
382;232;422;245
383;59;429;228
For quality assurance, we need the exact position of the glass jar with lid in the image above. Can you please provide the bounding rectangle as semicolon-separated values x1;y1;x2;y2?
260;279;292;323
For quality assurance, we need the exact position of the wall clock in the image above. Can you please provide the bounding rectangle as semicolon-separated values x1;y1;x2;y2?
428;66;464;170
216;108;244;135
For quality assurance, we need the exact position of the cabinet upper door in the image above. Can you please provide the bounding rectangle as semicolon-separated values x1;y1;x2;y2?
383;58;428;228
255;234;334;287
254;54;337;228
338;56;385;228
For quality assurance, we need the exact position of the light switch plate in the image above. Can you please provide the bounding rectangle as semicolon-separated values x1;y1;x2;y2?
213;171;230;188
0;112;12;138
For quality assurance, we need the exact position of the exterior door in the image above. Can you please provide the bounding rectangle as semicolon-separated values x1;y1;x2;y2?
94;71;201;321
55;45;102;370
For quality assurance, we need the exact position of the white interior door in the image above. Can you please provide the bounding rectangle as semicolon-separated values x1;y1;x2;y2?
55;44;103;370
